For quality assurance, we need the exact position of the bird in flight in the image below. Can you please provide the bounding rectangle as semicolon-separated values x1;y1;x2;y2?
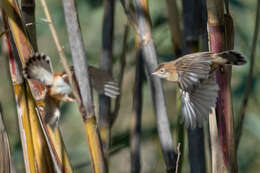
23;53;120;129
152;50;246;129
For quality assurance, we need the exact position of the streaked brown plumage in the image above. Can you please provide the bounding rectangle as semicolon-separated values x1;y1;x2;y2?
152;50;246;128
23;53;120;129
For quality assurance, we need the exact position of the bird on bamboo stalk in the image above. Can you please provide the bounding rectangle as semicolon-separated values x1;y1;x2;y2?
152;50;246;129
23;53;120;129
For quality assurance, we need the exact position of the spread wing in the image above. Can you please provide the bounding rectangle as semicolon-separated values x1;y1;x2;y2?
69;66;120;98
88;66;120;98
180;75;219;129
176;52;212;91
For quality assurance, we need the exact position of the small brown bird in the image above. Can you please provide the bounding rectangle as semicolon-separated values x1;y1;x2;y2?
23;53;120;129
152;50;246;129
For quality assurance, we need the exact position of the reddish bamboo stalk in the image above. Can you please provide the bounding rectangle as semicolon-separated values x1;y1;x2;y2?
206;0;237;172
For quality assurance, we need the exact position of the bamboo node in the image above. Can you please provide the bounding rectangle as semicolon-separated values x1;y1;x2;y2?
140;32;152;45
208;24;225;33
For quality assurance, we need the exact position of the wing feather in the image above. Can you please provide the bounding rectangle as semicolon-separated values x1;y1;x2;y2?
176;52;213;91
180;75;219;129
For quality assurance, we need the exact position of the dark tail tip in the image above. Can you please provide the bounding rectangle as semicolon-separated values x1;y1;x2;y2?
218;50;247;65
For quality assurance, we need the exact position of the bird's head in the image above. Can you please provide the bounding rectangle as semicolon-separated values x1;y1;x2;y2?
152;64;170;79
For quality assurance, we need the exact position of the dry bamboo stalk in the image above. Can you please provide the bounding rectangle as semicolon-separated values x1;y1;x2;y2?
3;14;40;172
3;0;73;171
62;0;107;172
1;0;67;171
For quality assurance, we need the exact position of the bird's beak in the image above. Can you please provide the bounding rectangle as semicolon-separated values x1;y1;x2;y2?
152;71;158;76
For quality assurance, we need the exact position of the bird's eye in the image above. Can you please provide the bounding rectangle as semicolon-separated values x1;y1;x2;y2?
160;69;165;73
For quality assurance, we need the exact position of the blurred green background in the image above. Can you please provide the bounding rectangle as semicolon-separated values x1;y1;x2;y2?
0;0;260;172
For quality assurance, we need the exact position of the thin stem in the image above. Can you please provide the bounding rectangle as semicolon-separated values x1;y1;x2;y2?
111;24;129;126
39;0;81;104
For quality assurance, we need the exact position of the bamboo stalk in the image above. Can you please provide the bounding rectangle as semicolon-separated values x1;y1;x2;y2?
3;0;73;171
133;0;177;172
62;0;107;172
130;40;144;173
99;0;115;160
21;0;37;51
182;0;207;172
206;0;237;172
3;22;53;171
165;2;184;172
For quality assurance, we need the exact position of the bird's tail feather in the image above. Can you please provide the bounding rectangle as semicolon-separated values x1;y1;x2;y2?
213;50;247;65
23;53;54;86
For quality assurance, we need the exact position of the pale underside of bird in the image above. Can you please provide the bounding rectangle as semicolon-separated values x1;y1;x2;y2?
23;53;120;129
152;50;246;129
